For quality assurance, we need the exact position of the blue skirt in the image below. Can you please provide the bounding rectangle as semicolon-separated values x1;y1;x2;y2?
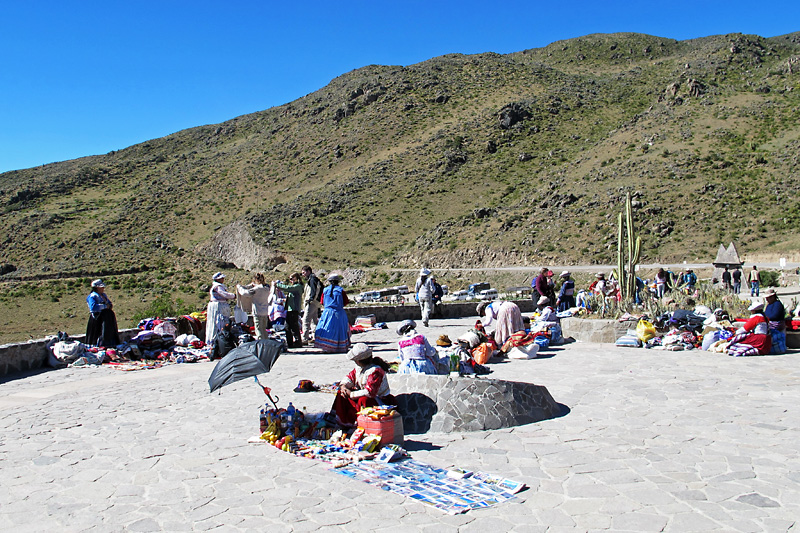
398;358;439;375
314;307;351;353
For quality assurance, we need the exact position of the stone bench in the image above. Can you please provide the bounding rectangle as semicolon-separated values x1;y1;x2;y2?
560;317;629;344
391;374;564;434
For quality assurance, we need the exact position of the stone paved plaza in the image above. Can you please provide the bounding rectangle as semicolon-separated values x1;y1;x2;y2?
1;316;799;532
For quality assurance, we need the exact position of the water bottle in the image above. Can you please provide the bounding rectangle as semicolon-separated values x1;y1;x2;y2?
450;353;460;375
259;408;267;433
286;402;296;428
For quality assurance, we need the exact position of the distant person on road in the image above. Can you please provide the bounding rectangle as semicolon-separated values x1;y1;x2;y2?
315;274;351;353
749;265;761;297
85;279;120;347
415;268;435;327
206;272;236;346
721;267;732;292
476;300;523;347
655;268;668;298
732;268;742;294
301;265;323;345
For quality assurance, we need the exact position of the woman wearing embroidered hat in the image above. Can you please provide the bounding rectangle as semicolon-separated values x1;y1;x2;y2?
726;301;772;356
205;272;236;346
395;319;440;374
314;273;351;353
85;279;120;347
331;343;395;426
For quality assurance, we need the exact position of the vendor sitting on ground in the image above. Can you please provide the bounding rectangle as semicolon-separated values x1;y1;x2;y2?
331;343;396;426
396;319;440;374
726;301;772;356
536;296;559;325
476;300;524;347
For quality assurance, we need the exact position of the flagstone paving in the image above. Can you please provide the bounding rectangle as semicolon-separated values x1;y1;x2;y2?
1;316;799;532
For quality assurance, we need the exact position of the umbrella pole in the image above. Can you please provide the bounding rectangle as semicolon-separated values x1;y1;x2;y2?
254;376;279;410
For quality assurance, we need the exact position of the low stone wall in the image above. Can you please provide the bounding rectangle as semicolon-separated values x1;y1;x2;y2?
1;299;536;377
0;329;139;376
345;299;534;324
561;317;629;344
392;374;563;433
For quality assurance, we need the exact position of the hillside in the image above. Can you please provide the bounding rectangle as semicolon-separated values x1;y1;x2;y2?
2;31;800;342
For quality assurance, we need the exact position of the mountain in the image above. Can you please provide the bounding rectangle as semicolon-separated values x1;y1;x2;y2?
2;31;800;341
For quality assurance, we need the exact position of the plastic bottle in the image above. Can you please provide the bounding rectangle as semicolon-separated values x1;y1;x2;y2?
259;408;267;433
286;402;296;428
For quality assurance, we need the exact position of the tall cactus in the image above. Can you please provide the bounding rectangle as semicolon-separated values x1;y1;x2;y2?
616;193;641;300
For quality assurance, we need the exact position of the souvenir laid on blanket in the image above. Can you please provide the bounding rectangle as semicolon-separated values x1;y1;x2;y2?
52;340;86;363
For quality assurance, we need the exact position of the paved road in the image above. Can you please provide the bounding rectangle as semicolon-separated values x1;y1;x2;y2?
2;317;799;532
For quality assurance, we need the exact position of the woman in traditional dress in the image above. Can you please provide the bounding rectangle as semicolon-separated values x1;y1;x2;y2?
476;300;524;347
555;271;575;312
205;272;236;345
395;319;440;374
726;301;772;356
85;279;120;347
314;274;351;353
331;343;396;426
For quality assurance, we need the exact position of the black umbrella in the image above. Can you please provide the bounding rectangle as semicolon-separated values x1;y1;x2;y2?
208;339;283;394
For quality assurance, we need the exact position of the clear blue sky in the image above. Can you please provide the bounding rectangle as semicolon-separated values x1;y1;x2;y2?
1;1;797;173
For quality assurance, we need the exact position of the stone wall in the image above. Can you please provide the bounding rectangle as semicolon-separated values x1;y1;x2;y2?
0;299;535;377
561;317;629;344
0;329;139;376
345;298;534;324
391;374;563;433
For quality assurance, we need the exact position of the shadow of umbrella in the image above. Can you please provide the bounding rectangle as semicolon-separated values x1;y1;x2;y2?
208;339;283;393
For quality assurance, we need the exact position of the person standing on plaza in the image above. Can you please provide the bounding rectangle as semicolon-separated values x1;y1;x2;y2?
655;268;668;298
315;274;352;353
749;265;761;297
301;265;323;345
732;268;742;294
239;273;270;340
415;268;435;327
206;272;236;345
555;271;575;312
276;273;303;349
85;279;121;347
763;288;787;354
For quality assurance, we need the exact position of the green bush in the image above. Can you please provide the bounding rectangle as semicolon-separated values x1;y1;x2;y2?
759;270;780;287
132;293;195;321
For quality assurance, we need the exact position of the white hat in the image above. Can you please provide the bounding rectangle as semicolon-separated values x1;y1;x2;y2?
764;288;777;298
596;272;605;278
748;301;764;312
91;279;105;288
420;268;431;276
212;272;225;281
327;273;342;282
560;271;570;278
538;296;550;305
347;343;372;361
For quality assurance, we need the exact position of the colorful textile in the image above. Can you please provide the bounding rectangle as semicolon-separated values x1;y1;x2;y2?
334;459;524;515
397;333;438;374
315;285;351;353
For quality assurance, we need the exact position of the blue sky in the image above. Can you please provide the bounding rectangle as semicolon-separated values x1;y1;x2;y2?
1;1;797;173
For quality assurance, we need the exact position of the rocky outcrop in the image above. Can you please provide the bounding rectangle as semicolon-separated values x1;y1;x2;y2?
199;221;287;272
